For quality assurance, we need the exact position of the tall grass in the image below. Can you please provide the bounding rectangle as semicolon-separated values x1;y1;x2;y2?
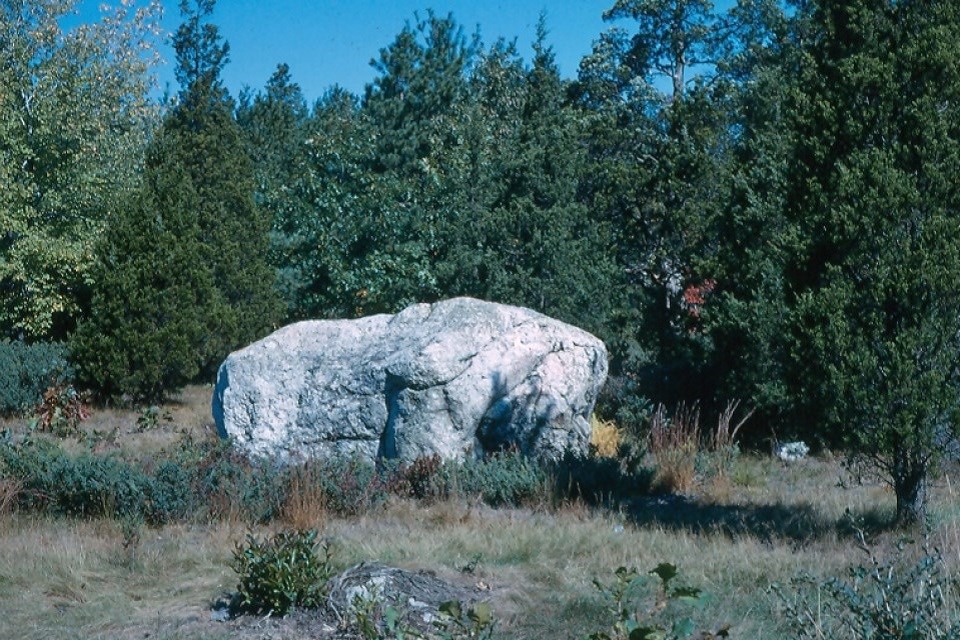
648;402;700;493
279;462;329;530
647;400;754;496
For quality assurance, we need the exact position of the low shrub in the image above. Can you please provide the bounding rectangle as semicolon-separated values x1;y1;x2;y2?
0;340;73;415
553;452;653;504
0;437;202;524
437;450;550;507
192;444;285;523
0;437;152;519
230;529;334;616
590;563;729;640
311;455;389;515
773;536;960;639
145;458;198;524
594;373;653;436
32;383;90;436
385;454;444;501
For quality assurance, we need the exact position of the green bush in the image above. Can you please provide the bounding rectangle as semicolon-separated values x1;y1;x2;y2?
436;451;550;507
230;529;334;616
0;340;73;415
773;538;960;639
192;443;286;523
290;455;389;516
589;564;729;640
0;438;198;525
0;437;152;519
552;452;653;504
145;459;197;524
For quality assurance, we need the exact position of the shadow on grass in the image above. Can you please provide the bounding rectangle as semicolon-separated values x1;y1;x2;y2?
621;493;897;543
551;455;900;543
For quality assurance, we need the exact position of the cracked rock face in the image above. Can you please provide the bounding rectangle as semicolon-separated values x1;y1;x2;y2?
212;297;608;464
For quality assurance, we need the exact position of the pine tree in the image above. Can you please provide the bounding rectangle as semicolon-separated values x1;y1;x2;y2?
70;144;217;401
167;0;280;362
236;63;311;316
72;0;279;400
788;0;960;525
436;20;621;336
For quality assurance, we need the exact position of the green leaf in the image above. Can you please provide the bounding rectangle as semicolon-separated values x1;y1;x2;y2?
649;563;679;587
671;586;705;605
628;626;666;640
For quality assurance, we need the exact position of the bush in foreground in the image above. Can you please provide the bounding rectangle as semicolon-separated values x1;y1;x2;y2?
773;537;960;639
230;529;334;616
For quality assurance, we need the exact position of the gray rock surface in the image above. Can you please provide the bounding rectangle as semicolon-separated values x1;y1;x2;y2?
212;297;607;463
328;562;483;632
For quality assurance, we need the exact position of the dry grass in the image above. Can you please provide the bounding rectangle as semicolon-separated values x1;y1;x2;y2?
0;477;21;516
648;403;700;493
0;459;957;639
0;384;219;461
0;516;239;640
589;414;620;458
2;388;960;639
280;463;330;531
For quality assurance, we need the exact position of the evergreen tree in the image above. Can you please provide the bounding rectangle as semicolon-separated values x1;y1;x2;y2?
288;87;388;319
575;0;736;415
72;0;279;400
165;0;280;363
714;0;960;524
706;0;796;436
602;0;720;101
437;21;621;336
236;63;310;318
788;0;960;524
70;143;217;401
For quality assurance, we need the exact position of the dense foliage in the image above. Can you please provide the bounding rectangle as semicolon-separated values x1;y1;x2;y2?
0;0;161;339
5;0;960;522
0;340;72;415
70;0;280;401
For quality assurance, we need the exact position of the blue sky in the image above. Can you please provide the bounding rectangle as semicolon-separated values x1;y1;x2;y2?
72;1;735;102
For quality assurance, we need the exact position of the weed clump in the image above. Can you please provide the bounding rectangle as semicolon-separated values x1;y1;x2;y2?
589;563;730;639
230;528;334;616
773;535;960;639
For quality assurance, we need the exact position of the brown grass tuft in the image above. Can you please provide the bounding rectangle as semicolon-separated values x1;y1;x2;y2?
0;478;21;518
648;403;700;493
280;463;329;531
589;414;621;458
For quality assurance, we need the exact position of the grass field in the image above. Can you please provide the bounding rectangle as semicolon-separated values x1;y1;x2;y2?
1;386;959;639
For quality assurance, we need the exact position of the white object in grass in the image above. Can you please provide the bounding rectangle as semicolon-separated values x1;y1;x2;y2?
777;441;809;462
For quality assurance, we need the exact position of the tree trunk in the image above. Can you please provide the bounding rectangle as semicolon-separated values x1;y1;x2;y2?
672;61;684;102
894;467;927;527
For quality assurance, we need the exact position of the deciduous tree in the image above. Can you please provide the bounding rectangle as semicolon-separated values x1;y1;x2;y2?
0;0;161;339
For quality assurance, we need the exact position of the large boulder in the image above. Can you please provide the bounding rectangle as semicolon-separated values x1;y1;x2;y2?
212;297;607;464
